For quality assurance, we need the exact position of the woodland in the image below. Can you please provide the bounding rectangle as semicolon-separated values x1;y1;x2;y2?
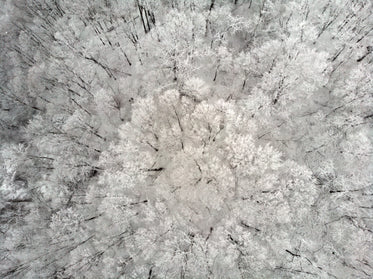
0;0;372;278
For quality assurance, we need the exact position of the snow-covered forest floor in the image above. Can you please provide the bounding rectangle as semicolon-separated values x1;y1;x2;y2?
0;0;372;278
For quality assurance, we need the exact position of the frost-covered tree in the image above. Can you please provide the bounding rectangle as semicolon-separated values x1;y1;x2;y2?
61;84;321;278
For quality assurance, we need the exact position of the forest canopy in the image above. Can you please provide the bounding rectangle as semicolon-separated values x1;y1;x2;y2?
0;0;372;278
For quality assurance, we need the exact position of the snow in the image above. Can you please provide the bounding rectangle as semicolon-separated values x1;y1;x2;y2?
0;0;372;278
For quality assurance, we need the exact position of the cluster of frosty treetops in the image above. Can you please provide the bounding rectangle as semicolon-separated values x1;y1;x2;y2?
0;0;372;278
